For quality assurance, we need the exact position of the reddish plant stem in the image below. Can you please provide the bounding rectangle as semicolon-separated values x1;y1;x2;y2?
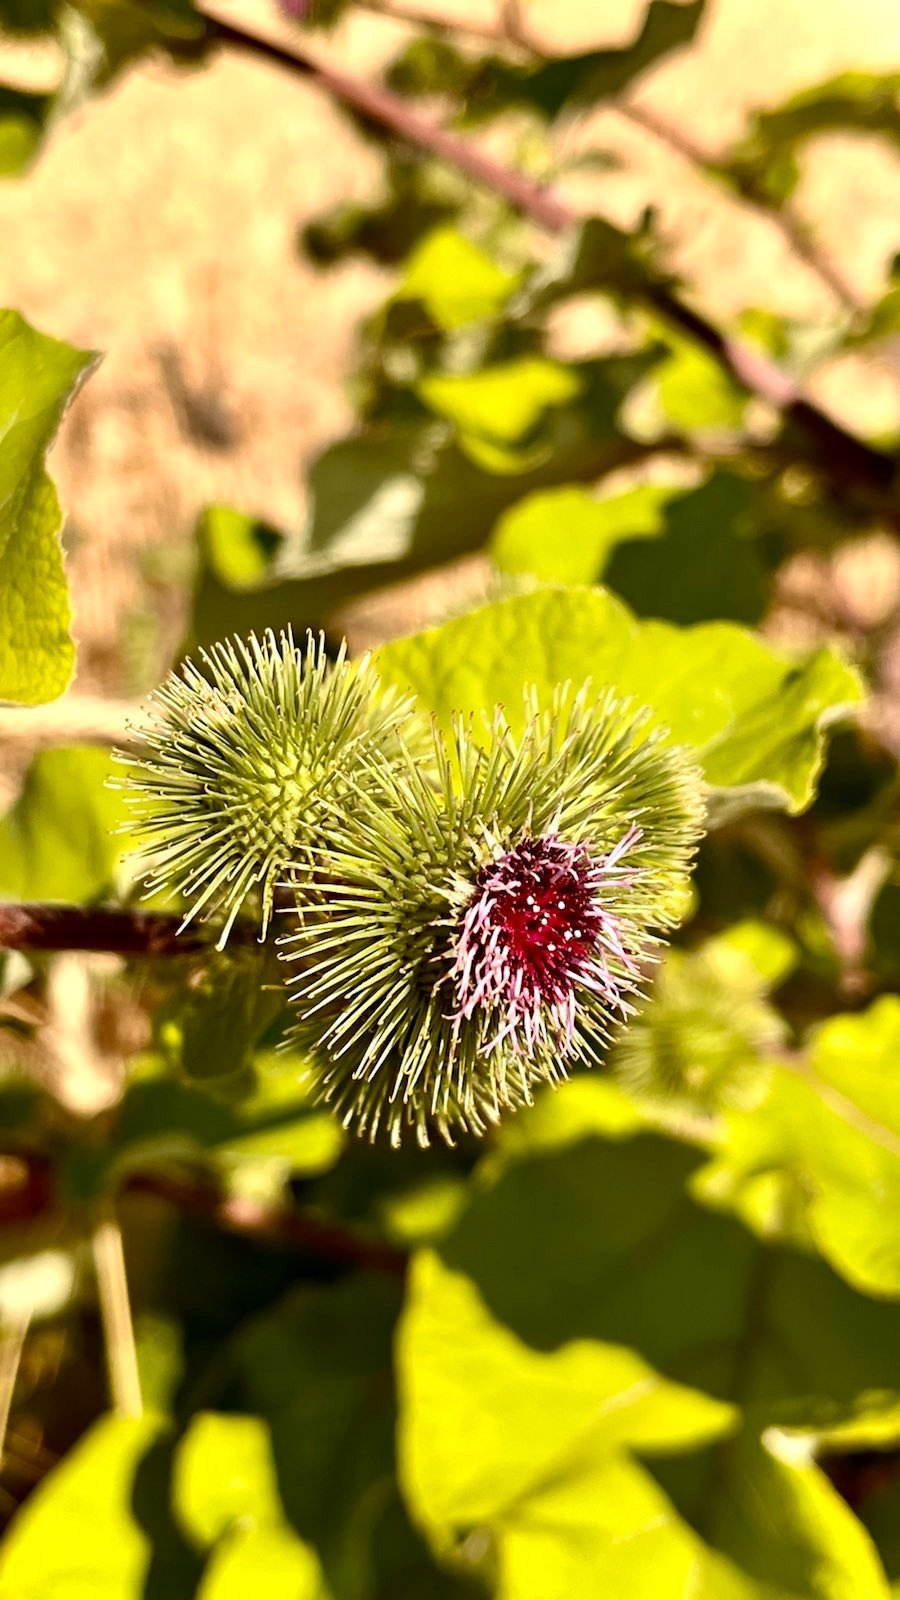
200;7;571;228
124;1170;408;1276
0;1152;407;1276
0;904;219;957
195;3;897;510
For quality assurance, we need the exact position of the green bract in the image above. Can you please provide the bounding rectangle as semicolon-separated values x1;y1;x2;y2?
282;686;705;1147
120;630;414;947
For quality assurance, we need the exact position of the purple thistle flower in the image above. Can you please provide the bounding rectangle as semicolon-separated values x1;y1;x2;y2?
450;826;643;1058
282;686;706;1147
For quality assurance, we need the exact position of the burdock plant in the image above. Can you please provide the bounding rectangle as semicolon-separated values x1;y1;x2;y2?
124;634;705;1145
282;686;706;1147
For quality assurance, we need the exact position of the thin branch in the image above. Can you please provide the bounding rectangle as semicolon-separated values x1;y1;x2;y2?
616;102;863;316
199;4;570;229
125;1170;408;1276
195;2;898;512
92;1206;143;1418
349;0;519;41
348;0;869;316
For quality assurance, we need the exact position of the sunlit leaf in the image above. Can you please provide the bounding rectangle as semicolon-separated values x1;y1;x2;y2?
700;997;900;1297
0;745;125;900
0;310;95;704
490;473;769;624
398;1116;900;1596
0;1413;200;1598
396;225;521;331
377;588;863;822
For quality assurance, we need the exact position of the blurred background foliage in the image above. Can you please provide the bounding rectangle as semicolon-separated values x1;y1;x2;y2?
1;0;900;1593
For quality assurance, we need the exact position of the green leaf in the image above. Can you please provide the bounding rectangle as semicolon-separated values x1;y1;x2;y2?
197;503;287;590
376;588;864;822
395;225;521;331
489;1430;889;1600
699;997;900;1298
398;1117;900;1596
0;745;125;900
402;0;708;123
859;1478;900;1591
174;1412;287;1549
0;1413;195;1599
416;357;582;470
134;1311;185;1415
174;1412;332;1598
539;0;708;111
0;85;51;175
155;946;288;1084
67;1058;342;1199
298;352;659;585
869;874;900;983
722;71;900;205
199;1526;326;1600
0;310;95;704
300;159;462;269
0;0;57;33
651;337;748;433
230;1275;405;1598
490;473;769;624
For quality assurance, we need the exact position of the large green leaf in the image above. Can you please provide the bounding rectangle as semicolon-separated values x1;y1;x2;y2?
397;1108;900;1597
198;1526;326;1600
487;1429;889;1600
0;1413;200;1598
0;311;95;704
699;997;900;1298
376;588;863;823
490;473;768;624
227;1275;472;1600
174;1412;329;1598
0;745;125;900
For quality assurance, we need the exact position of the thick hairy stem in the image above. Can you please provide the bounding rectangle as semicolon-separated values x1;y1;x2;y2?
92;1206;143;1418
194;2;897;512
0;904;242;957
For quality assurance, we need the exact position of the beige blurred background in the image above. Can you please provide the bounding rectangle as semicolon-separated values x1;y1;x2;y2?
0;0;898;694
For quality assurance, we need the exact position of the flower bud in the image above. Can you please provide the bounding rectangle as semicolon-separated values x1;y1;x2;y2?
120;629;413;947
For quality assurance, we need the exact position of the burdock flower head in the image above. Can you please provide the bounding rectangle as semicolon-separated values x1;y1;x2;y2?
283;685;706;1147
120;629;414;946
